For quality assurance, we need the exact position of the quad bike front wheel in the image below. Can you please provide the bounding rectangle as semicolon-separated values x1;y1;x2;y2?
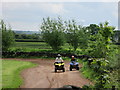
70;66;72;71
76;67;79;70
63;68;65;72
55;68;57;72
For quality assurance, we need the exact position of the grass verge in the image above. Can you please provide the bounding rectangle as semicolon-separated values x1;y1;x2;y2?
2;60;38;88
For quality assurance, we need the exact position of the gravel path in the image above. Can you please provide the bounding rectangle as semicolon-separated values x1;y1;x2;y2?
3;58;93;88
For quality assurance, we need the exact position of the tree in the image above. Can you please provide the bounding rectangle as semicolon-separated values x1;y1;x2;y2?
65;20;81;51
40;17;65;51
88;22;115;58
65;20;89;51
88;22;116;88
99;21;115;44
89;32;107;58
0;20;15;51
86;24;100;35
79;27;90;51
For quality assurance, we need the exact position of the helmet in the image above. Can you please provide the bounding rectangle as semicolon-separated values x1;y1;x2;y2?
57;54;61;57
72;56;74;58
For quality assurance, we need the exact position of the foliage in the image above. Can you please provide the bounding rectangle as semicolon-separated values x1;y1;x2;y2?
99;21;115;42
78;27;90;50
41;17;89;51
0;20;15;51
88;32;107;58
81;21;118;88
65;20;81;51
107;45;118;69
41;17;66;51
86;24;100;35
65;20;89;51
88;21;115;58
14;33;41;40
91;58;110;88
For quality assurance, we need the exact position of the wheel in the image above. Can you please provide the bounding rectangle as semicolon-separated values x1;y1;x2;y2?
70;66;72;71
55;68;57;72
63;68;65;72
76;67;79;70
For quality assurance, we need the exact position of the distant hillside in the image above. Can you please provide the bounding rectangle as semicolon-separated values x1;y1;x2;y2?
13;30;40;34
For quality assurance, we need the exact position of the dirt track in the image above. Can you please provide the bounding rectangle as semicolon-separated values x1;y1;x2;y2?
4;58;93;88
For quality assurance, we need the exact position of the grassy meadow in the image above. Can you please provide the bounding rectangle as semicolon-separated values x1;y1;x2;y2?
10;42;77;52
2;60;37;88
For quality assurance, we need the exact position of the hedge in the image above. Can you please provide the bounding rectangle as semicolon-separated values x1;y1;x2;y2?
15;39;45;42
2;51;91;59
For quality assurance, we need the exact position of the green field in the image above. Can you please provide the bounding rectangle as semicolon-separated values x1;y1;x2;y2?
12;42;52;49
2;60;37;88
10;42;118;54
10;42;75;52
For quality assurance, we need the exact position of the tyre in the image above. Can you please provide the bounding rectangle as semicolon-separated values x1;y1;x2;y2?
55;68;57;72
70;66;72;71
63;68;65;72
76;67;79;70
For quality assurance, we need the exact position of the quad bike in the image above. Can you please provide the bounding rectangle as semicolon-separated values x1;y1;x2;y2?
69;61;79;71
54;62;65;72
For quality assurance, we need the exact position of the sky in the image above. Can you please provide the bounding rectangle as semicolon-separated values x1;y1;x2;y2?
1;0;119;31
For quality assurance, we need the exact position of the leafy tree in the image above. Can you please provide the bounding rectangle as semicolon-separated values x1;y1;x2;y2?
89;21;115;58
99;21;115;44
15;34;22;39
65;20;89;51
79;27;90;51
40;17;65;51
89;32;107;58
86;24;100;35
14;33;40;40
0;20;15;51
89;22;116;88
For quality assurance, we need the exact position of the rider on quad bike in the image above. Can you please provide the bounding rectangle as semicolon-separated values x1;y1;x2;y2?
55;54;63;63
71;56;76;62
54;54;65;72
70;56;79;71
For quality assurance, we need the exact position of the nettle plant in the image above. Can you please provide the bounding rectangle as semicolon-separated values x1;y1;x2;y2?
90;58;110;88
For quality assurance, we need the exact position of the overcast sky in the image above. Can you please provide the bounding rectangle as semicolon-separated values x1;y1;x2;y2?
2;1;118;31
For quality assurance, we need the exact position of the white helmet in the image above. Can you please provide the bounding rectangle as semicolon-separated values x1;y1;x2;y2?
57;54;61;57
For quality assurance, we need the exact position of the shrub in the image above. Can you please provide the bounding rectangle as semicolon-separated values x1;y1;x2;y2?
0;20;15;51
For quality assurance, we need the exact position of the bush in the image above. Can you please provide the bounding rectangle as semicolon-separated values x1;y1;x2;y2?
15;39;44;42
1;20;15;51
